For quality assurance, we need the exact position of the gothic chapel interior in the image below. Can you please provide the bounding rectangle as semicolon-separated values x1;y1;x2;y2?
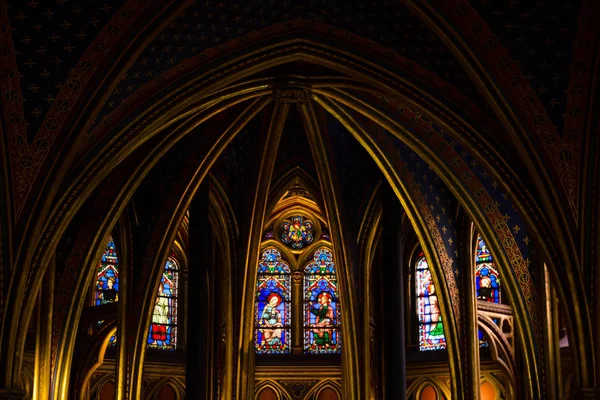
0;1;599;399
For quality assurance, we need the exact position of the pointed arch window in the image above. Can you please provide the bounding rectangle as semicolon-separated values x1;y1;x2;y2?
304;248;341;354
95;237;119;306
148;256;179;350
255;248;292;354
475;236;501;303
416;253;446;351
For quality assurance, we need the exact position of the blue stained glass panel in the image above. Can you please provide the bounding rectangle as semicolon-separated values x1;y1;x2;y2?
475;236;501;303
95;238;119;306
255;249;291;354
280;216;314;249
304;249;341;354
416;255;446;351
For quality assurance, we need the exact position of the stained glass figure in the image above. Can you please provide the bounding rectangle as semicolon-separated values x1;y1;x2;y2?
148;256;178;350
304;248;341;354
255;248;291;354
280;216;314;249
475;236;501;303
95;238;119;306
416;254;446;351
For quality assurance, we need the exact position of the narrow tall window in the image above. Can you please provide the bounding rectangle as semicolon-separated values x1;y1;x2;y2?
416;254;446;351
95;237;119;306
148;256;179;350
255;248;291;354
304;248;341;354
475;236;501;303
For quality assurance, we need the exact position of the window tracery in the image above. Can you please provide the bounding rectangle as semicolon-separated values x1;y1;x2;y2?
254;191;341;357
280;215;314;249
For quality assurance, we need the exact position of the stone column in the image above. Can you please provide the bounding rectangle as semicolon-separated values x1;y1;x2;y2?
292;271;303;355
187;181;211;399
33;255;54;400
462;221;480;400
381;187;406;398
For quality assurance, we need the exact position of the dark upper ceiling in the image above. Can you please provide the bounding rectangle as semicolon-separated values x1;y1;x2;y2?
470;0;581;132
7;0;496;142
7;0;119;141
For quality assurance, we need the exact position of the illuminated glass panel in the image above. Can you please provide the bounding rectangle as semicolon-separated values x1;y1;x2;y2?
148;256;179;350
255;248;291;354
95;237;119;306
475;236;501;303
280;215;314;249
416;254;446;351
304;248;341;354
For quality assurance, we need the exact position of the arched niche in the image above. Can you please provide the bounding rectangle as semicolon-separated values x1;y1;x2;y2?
317;386;339;400
420;384;438;400
99;381;116;400
256;386;279;400
480;380;498;400
157;384;177;400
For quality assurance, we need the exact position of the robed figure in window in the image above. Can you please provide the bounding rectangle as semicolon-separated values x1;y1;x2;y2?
260;293;284;346
310;292;335;346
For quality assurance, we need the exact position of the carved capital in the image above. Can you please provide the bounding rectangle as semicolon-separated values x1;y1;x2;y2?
292;271;302;285
273;86;312;104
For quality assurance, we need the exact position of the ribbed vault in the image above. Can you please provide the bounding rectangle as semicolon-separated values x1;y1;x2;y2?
1;31;594;400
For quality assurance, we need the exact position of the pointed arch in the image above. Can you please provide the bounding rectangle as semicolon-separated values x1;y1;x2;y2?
254;380;291;400
304;380;343;399
143;377;186;400
12;28;589;398
406;376;451;400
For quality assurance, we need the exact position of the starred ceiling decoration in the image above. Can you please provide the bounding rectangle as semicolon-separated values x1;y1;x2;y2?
7;0;118;141
470;0;581;132
92;0;486;130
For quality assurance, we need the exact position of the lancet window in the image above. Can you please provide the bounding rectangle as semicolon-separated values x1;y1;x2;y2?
304;248;341;354
95;237;119;306
255;248;292;354
415;253;446;351
148;255;179;350
475;236;501;303
254;196;342;356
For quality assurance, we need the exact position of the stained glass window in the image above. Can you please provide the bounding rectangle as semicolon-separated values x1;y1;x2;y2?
475;236;501;303
416;254;446;351
148;256;179;350
280;216;314;249
304;248;341;354
255;248;291;354
95;237;119;306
